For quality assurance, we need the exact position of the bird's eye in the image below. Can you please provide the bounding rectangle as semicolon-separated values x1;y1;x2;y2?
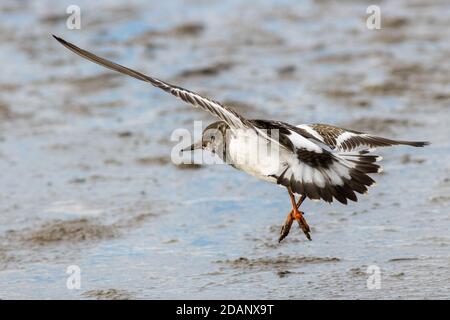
210;135;215;141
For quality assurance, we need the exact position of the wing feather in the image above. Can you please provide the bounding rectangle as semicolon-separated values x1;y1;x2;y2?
298;123;429;152
267;123;381;204
53;35;249;129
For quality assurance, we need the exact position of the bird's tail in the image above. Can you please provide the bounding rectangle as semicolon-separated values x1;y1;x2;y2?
337;152;383;174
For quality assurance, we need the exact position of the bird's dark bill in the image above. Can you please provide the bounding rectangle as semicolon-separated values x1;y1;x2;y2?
181;140;204;152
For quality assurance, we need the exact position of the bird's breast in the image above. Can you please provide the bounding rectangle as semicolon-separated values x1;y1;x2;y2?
226;132;286;182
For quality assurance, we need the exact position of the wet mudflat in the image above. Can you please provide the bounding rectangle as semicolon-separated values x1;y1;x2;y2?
0;0;449;299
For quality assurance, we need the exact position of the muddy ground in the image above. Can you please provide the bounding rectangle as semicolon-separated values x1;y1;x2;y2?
0;0;449;299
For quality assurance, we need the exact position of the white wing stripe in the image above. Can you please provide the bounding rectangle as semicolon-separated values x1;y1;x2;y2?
297;124;325;142
287;129;323;153
336;132;356;147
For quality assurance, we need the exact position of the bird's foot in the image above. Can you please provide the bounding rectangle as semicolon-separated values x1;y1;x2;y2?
279;192;311;243
279;210;312;242
294;210;312;241
279;215;293;243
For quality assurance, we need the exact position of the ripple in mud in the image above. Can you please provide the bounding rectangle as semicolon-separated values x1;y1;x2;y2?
342;117;419;135
82;288;134;300
0;101;12;119
429;195;450;204
0;219;117;270
0;249;15;270
216;255;340;269
400;154;425;164
0;212;157;270
0;100;30;121
125;22;205;49
388;257;419;262
23;219;118;245
136;156;169;166
277;65;297;78
177;62;233;78
389;63;425;78
323;88;357;99
370;26;408;44
348;267;366;277
362;81;409;95
276;270;304;278
135;155;202;169
163;22;205;37
147;22;205;39
175;163;202;170
16;213;155;245
40;13;67;25
68;72;123;94
383;16;410;29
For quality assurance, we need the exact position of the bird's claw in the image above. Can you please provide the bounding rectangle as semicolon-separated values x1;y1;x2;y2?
278;210;312;242
279;218;293;243
295;210;312;241
279;224;290;243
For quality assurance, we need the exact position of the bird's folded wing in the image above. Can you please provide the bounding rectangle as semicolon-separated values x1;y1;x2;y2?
296;123;428;152
273;129;380;204
251;120;378;204
53;35;249;130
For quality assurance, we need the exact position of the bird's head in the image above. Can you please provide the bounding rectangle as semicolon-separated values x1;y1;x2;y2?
181;121;228;156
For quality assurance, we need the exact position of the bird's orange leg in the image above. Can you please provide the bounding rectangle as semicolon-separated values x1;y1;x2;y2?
279;189;311;242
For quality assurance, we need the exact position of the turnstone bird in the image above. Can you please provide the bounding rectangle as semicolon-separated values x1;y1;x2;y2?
54;35;429;242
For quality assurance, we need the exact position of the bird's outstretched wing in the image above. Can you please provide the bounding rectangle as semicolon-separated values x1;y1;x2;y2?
53;35;250;129
296;123;429;152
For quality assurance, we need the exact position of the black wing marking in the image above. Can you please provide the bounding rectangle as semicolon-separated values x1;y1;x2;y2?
250;120;325;151
273;148;381;204
256;120;381;204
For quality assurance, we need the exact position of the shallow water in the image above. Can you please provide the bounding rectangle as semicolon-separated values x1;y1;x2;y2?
0;0;449;299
